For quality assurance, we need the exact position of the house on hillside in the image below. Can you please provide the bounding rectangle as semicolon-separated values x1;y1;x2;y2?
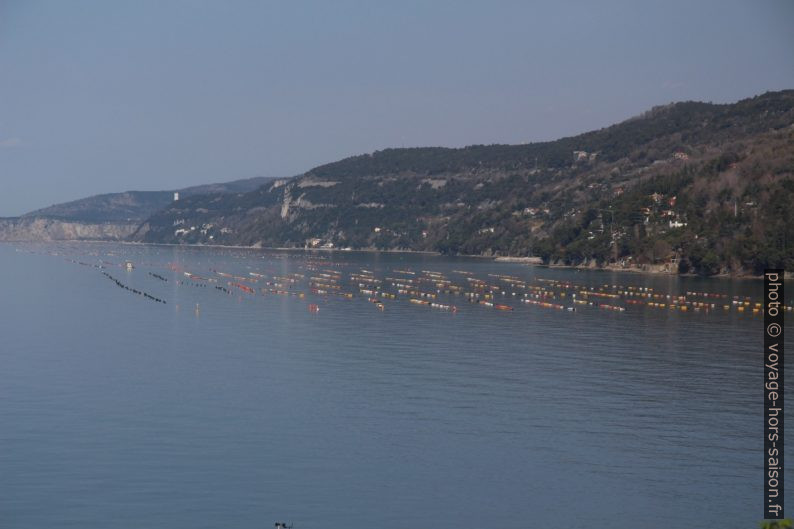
573;150;599;163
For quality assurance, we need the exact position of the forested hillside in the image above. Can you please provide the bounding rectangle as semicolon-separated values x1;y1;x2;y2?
134;90;794;276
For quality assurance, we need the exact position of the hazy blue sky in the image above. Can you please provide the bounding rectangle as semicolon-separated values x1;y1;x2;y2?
1;0;793;215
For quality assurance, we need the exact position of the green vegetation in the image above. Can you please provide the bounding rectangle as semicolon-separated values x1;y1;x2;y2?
760;520;792;529
20;177;274;223
136;90;794;276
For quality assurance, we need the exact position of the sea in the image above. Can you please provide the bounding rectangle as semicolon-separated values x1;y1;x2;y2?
0;242;789;529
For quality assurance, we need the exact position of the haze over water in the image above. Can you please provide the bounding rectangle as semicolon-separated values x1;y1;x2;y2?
0;242;788;528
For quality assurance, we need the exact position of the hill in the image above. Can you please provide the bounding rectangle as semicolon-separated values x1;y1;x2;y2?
22;176;276;223
0;177;277;242
113;91;794;275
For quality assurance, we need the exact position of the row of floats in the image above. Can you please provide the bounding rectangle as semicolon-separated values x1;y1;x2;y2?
157;261;793;318
49;247;791;318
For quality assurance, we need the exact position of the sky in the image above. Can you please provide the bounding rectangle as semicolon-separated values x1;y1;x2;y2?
1;0;793;216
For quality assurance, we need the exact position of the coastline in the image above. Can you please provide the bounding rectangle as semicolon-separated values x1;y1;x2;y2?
532;261;773;280
4;238;781;279
122;241;443;256
4;238;442;256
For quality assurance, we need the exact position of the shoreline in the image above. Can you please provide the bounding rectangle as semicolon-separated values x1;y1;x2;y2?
527;260;771;280
3;238;442;256
2;238;778;279
120;240;443;256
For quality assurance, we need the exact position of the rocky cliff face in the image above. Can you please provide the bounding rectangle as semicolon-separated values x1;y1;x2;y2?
1;176;280;243
0;217;138;242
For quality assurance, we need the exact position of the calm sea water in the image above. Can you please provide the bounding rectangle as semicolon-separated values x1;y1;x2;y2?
0;242;789;529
